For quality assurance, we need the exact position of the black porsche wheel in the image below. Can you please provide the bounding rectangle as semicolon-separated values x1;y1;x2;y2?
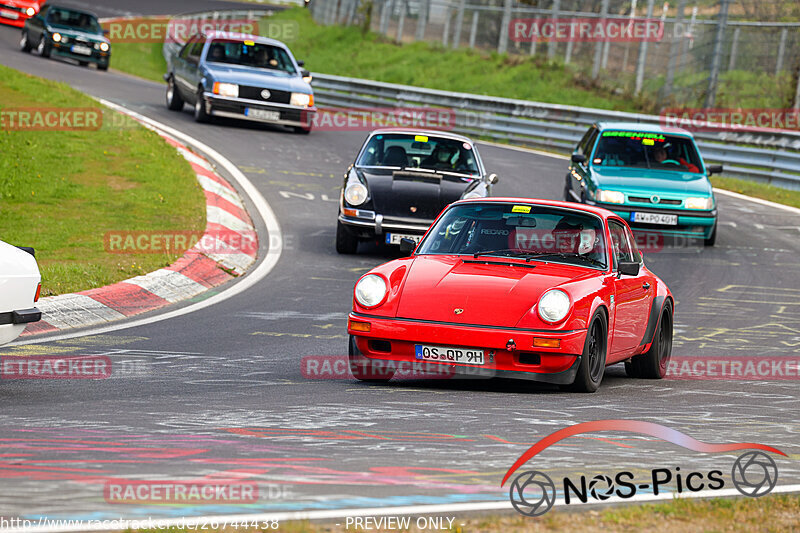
349;335;395;382
568;310;607;392
336;221;358;254
79;61;89;67
20;31;32;53
166;76;184;111
193;89;210;123
293;125;312;135
98;62;109;71
37;36;50;58
626;301;673;379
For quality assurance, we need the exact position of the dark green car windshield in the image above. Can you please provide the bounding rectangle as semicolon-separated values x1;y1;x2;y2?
593;131;703;173
46;8;102;34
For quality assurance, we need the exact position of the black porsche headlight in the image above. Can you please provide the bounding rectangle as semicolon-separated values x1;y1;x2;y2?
344;183;368;206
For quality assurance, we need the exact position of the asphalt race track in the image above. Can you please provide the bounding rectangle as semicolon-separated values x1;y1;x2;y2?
1;2;799;525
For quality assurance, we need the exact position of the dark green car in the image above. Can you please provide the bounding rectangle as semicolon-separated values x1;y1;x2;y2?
565;122;721;246
20;4;110;70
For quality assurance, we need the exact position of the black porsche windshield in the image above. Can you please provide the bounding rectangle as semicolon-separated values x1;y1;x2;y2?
206;40;296;75
357;133;480;175
593;131;703;173
416;203;608;269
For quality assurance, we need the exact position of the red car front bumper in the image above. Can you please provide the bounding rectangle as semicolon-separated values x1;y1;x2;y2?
348;313;587;385
0;6;30;27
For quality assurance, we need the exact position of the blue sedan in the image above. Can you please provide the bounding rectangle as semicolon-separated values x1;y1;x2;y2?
164;30;316;133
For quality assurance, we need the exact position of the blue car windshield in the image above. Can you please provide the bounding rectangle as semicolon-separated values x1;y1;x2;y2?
206;40;296;75
46;8;102;33
593;131;703;173
416;203;608;270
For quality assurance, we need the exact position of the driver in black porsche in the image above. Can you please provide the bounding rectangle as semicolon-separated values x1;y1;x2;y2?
421;144;457;171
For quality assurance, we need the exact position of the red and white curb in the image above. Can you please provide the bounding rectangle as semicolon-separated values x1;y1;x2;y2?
23;124;258;336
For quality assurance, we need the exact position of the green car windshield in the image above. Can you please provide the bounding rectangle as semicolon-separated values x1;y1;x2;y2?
416;202;608;270
46;8;102;34
593;131;703;173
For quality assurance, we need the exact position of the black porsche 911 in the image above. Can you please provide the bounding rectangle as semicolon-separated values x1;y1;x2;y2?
336;129;498;254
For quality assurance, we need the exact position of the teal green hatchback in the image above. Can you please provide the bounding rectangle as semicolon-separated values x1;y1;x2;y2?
564;122;721;246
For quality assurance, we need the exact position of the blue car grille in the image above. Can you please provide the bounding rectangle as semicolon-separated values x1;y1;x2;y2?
238;86;291;104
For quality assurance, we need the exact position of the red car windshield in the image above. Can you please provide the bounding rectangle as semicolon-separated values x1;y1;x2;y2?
417;203;608;270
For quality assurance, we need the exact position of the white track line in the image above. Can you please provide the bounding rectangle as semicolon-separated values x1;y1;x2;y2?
9;100;282;346
7;484;800;532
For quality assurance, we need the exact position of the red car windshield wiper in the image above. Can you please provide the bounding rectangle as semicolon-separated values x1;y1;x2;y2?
517;252;605;268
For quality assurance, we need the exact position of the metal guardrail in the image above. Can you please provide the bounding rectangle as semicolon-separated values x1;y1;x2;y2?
311;73;800;190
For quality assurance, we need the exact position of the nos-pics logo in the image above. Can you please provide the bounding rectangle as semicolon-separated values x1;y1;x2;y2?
502;420;784;517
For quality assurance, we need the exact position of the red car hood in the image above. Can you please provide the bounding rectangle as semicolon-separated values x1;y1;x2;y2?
395;255;593;327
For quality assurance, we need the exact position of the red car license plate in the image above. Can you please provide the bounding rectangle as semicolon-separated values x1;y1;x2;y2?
415;344;484;365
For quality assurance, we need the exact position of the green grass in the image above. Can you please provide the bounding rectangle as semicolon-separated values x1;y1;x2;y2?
125;493;800;532
712;176;800;209
0;64;205;296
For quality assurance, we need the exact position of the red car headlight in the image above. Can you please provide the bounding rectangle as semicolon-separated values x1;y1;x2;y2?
354;274;388;308
537;289;571;323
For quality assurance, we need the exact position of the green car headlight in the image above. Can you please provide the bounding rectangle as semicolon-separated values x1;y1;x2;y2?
685;197;713;210
597;189;625;204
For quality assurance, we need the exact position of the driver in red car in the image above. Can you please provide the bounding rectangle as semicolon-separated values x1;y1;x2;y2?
653;144;700;173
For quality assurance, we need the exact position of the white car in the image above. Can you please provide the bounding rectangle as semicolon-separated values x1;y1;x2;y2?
0;240;42;346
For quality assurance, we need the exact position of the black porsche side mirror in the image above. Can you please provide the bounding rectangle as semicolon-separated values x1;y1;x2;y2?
399;238;417;254
488;173;499;185
618;261;640;277
296;59;305;67
571;154;587;164
706;164;723;175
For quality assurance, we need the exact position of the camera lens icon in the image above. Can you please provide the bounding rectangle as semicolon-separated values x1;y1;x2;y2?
732;451;778;498
509;470;556;517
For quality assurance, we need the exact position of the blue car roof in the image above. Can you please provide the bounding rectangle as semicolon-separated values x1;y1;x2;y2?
596;121;694;137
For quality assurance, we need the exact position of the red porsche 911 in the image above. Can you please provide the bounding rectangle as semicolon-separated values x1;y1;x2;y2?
347;198;673;392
